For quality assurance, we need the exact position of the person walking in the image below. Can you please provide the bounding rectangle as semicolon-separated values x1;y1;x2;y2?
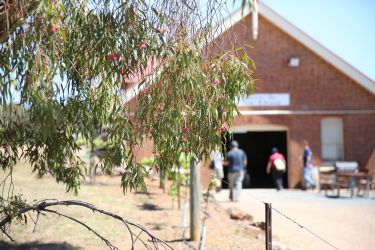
226;140;247;202
303;140;315;189
210;148;224;192
266;147;286;191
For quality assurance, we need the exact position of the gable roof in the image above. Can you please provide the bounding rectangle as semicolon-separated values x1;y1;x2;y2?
216;2;375;95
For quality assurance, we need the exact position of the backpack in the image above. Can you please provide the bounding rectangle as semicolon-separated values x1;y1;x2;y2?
274;159;286;172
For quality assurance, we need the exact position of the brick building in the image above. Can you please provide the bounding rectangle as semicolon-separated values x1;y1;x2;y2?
200;2;375;188
131;3;375;189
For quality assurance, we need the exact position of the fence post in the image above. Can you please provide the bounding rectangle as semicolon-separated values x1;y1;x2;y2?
265;203;272;250
190;157;201;241
181;201;189;242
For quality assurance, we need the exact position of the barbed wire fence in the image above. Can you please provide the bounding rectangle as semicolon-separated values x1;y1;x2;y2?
194;177;339;250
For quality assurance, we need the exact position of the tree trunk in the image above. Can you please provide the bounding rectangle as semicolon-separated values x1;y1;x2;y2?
177;164;181;209
159;168;166;192
190;157;201;241
89;143;96;184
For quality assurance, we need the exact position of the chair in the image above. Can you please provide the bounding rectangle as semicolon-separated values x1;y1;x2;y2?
319;171;340;197
356;169;373;197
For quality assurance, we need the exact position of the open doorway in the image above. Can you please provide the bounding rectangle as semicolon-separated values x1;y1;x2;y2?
223;131;288;189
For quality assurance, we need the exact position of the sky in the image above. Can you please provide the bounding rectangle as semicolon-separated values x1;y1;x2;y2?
222;0;375;81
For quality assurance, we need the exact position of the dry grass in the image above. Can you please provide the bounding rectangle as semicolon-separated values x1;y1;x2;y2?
0;162;264;250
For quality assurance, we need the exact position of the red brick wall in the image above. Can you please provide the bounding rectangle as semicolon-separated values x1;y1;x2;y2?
134;138;154;161
132;14;375;188
219;15;375;111
343;115;375;171
207;14;375;188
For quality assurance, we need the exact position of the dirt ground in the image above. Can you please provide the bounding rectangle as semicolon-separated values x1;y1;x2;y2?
0;164;265;250
214;188;375;250
5;163;373;250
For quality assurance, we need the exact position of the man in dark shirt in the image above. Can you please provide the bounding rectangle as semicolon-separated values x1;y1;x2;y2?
226;140;247;202
303;140;315;189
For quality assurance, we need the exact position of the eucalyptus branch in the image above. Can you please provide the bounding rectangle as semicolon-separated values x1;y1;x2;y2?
41;208;118;250
0;226;14;242
32;211;39;233
1;1;255;248
0;199;173;250
0;0;38;43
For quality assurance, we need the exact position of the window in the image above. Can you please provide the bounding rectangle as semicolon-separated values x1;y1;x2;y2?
321;118;344;162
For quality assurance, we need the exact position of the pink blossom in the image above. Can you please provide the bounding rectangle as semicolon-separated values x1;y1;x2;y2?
212;79;221;86
154;152;161;158
219;122;229;133
140;43;147;49
49;25;57;34
137;42;147;50
156;28;168;34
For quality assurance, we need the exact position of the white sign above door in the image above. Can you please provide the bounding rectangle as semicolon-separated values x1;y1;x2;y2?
238;93;290;107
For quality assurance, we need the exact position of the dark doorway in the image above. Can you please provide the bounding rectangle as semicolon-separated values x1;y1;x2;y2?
223;131;288;189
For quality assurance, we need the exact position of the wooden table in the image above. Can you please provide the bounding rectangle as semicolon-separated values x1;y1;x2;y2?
335;172;372;198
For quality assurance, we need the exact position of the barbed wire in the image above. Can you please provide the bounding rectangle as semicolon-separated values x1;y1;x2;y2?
271;206;339;250
219;178;339;250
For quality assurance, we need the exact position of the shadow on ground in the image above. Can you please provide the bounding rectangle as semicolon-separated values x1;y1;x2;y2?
0;241;81;250
138;202;163;211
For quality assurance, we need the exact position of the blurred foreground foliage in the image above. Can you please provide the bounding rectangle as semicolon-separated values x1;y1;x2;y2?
0;0;254;198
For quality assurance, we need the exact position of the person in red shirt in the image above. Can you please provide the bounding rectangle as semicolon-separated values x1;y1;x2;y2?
266;147;286;191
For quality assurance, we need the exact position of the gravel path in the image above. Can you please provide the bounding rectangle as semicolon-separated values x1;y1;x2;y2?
214;189;375;250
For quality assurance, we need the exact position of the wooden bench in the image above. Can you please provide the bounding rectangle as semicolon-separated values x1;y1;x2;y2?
356;169;374;197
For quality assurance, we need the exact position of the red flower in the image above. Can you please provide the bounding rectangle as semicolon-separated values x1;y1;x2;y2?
108;54;116;62
219;122;229;133
156;28;168;34
212;79;220;86
182;127;189;133
136;42;147;50
108;52;120;62
49;25;57;34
